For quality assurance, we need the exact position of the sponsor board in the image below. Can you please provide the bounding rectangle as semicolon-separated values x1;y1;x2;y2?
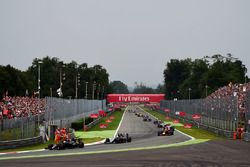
176;111;186;117
107;94;165;103
99;124;108;129
184;124;192;129
105;119;112;123
90;113;99;118
164;109;170;112
173;119;179;124
192;114;201;119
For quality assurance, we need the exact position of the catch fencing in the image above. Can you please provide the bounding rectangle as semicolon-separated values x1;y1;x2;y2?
243;91;250;141
0;97;106;141
160;96;239;138
44;97;106;128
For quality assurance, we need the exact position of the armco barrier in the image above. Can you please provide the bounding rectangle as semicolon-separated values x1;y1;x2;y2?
0;136;42;150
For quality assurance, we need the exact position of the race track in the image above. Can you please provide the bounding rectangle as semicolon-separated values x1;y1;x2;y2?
0;106;190;159
1;106;250;166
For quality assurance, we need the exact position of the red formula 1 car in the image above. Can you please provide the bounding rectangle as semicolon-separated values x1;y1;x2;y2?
158;124;175;136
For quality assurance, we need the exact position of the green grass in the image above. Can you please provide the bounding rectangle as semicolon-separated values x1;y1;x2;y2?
89;109;125;131
75;130;116;139
142;107;221;140
75;108;126;139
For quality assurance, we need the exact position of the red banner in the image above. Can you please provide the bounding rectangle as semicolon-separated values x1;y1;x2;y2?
107;94;165;103
173;119;179;124
164;109;170;112
184;124;192;129
90;113;99;119
192;114;201;119
176;111;186;117
98;110;107;117
105;119;112;123
109;116;115;120
99;124;108;129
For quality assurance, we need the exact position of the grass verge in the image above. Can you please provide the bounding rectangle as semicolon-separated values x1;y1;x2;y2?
90;109;125;131
75;108;126;139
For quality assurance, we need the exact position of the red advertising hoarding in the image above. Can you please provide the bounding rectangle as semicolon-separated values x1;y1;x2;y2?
107;94;165;103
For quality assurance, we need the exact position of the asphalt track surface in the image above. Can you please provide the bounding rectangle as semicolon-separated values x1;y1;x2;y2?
1;106;250;166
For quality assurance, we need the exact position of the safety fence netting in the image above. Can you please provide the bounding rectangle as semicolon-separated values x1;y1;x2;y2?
0;97;106;141
160;93;250;139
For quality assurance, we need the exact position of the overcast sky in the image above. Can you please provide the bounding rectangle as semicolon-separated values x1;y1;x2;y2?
0;0;250;87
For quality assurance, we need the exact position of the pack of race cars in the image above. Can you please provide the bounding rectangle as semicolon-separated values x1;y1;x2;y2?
132;108;175;136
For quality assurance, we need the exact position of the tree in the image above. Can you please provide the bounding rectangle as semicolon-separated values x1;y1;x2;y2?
109;81;129;94
163;59;192;99
163;55;248;99
155;84;165;93
133;82;155;94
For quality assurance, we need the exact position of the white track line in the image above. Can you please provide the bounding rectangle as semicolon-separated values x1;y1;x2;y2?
113;106;128;138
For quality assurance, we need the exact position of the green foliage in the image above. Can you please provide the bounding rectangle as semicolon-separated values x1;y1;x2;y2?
164;59;192;99
133;82;156;94
164;54;248;99
0;56;110;99
109;80;129;94
155;84;165;93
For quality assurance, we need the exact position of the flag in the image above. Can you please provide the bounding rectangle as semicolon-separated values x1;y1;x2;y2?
57;88;62;97
25;89;29;96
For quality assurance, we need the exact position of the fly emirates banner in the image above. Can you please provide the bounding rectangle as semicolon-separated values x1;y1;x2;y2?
107;94;165;103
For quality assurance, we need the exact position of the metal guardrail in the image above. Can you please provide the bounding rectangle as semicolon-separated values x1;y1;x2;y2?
0;136;43;149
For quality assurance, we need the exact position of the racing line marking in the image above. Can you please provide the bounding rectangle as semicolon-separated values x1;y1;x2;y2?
113;106;128;138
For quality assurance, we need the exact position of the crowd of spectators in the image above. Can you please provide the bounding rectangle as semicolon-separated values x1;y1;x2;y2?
0;96;45;120
206;82;250;114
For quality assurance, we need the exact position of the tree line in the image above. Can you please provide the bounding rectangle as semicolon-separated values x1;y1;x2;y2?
0;56;110;99
164;54;248;100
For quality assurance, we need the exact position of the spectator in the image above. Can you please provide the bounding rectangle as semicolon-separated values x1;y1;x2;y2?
0;96;45;120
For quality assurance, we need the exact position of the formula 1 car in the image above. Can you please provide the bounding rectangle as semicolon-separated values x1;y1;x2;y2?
143;115;152;122
47;138;84;150
104;133;132;144
153;119;165;128
135;113;143;117
158;124;175;136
